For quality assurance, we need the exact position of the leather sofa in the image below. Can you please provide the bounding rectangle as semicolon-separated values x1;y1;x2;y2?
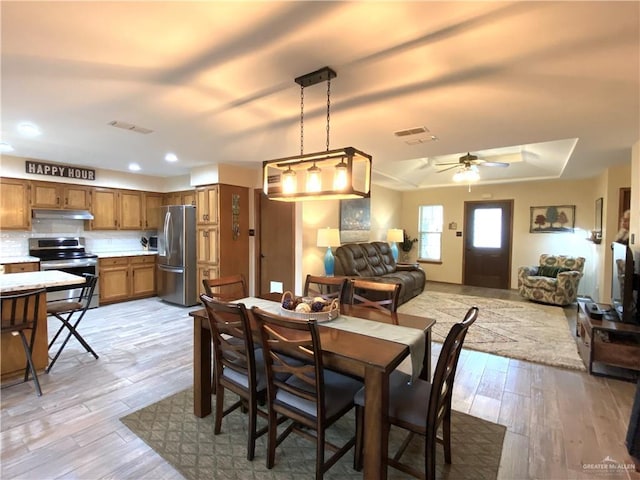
334;241;426;306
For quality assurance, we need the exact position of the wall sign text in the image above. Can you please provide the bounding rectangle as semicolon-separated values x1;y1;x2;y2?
26;160;96;181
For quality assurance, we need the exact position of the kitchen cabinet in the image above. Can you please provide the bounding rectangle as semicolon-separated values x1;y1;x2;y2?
163;190;195;207
31;181;90;210
196;185;219;224
0;178;31;230
90;188;119;230
3;262;40;273
143;192;163;230
99;255;157;304
119;190;143;230
195;184;248;296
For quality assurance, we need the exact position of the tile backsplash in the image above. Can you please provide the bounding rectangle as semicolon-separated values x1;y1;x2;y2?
0;218;157;256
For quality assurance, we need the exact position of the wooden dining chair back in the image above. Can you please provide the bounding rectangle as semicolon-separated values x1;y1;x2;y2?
354;306;479;479
303;275;348;303
199;294;268;461
202;274;247;301
45;273;99;373
252;307;363;479
348;278;401;312
1;288;46;396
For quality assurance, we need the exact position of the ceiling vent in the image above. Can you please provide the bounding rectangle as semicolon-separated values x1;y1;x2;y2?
394;126;429;137
108;120;153;134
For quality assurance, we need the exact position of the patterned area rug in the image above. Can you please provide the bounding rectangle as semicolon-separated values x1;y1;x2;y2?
399;291;585;370
121;389;506;480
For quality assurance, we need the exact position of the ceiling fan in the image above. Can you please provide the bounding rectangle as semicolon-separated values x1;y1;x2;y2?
435;152;510;173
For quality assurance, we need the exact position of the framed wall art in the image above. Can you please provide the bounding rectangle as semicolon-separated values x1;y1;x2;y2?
529;205;575;233
339;198;370;243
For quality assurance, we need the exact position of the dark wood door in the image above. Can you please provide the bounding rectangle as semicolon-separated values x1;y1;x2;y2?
255;190;295;297
463;200;513;289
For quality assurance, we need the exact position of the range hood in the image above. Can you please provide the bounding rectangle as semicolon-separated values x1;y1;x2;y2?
32;209;94;220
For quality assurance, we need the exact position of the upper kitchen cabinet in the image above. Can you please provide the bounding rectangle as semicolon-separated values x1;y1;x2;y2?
31;181;90;210
0;178;31;230
90;188;118;230
119;190;143;230
163;190;195;207
196;185;219;225
143;192;163;230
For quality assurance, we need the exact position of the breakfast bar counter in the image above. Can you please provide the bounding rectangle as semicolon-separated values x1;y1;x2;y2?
1;270;86;378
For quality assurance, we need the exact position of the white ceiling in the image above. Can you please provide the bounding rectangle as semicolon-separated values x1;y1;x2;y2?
1;1;638;191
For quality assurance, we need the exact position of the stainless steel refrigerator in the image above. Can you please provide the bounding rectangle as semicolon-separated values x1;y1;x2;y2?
157;205;198;306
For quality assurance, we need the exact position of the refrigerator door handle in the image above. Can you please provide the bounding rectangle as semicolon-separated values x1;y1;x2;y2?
158;264;184;274
163;210;171;256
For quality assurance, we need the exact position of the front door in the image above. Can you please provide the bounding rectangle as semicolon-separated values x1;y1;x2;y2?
463;200;513;289
255;190;295;298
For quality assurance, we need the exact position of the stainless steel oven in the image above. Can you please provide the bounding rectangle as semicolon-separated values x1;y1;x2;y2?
28;237;99;308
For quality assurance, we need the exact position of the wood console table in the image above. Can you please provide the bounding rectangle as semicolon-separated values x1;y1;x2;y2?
576;300;640;378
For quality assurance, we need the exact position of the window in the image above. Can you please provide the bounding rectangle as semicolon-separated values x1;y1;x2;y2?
418;205;443;261
472;208;502;248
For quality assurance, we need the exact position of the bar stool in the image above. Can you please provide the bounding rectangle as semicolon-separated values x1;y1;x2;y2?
1;288;47;396
45;273;98;373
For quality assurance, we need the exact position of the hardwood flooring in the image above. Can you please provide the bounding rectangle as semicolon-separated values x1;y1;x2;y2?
1;283;638;479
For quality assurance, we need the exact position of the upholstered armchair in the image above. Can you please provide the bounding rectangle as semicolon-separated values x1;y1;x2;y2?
518;254;585;306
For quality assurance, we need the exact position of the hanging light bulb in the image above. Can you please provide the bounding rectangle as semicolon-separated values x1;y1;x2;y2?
306;162;322;192
282;166;297;194
333;158;349;190
453;165;480;183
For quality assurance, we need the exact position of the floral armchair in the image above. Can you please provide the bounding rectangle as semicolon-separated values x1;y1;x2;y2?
518;254;585;306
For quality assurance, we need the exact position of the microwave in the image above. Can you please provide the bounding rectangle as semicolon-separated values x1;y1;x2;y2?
148;236;158;250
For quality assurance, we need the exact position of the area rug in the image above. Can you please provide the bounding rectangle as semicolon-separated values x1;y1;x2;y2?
399;290;585;370
121;389;506;480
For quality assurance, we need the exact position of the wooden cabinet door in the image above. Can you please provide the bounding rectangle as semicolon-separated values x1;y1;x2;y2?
131;257;156;298
119;190;143;230
196;227;219;264
196;186;218;224
197;263;219;296
163;192;181;206
99;258;130;303
143;193;163;230
91;188;118;230
63;185;90;209
182;190;196;206
31;181;61;208
0;178;31;229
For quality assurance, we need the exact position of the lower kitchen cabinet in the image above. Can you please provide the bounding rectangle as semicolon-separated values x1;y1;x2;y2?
99;255;157;304
2;262;40;273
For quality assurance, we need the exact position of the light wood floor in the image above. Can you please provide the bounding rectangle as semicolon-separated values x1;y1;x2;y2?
1;283;638;480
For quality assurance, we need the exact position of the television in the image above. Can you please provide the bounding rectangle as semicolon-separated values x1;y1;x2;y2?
610;242;640;324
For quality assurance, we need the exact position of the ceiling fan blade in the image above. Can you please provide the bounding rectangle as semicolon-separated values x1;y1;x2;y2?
437;165;461;173
479;161;509;168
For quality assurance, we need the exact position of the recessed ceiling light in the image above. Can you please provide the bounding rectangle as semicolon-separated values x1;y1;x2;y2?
17;122;41;137
0;142;15;153
164;153;178;162
128;163;141;171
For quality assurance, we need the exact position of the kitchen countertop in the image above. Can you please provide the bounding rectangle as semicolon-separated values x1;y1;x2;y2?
0;256;40;264
94;250;158;258
0;270;86;293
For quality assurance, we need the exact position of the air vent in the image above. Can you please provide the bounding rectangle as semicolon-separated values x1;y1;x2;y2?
394;126;429;137
404;135;439;145
108;120;153;134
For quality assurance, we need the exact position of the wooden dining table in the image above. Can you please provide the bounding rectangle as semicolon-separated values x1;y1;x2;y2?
190;298;435;480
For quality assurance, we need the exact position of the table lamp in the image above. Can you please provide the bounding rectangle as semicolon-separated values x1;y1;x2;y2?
317;228;341;276
386;228;404;262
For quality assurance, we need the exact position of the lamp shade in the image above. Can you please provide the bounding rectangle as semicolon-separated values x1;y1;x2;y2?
317;228;341;247
386;229;404;243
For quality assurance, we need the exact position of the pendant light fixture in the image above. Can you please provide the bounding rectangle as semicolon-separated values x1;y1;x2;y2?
263;67;372;201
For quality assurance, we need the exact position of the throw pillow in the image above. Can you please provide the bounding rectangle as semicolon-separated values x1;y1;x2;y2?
536;266;571;277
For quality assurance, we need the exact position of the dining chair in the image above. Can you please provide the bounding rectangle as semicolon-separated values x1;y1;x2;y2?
252;307;364;479
353;306;479;479
1;288;47;396
45;273;99;373
199;294;269;461
202;274;248;301
348;278;401;312
303;275;348;303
